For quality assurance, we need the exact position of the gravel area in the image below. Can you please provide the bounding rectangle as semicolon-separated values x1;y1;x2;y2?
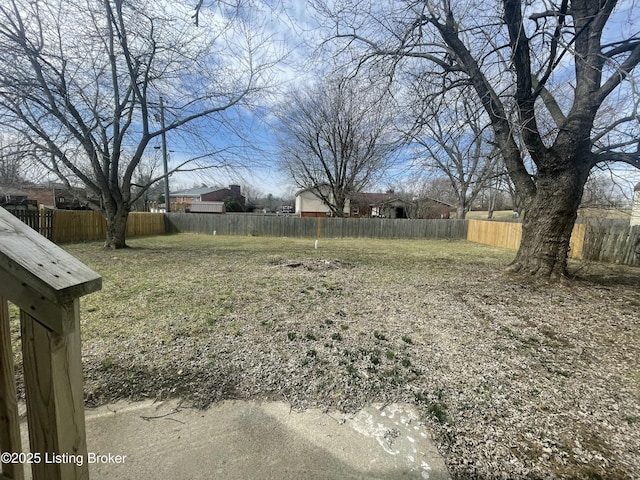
8;234;640;479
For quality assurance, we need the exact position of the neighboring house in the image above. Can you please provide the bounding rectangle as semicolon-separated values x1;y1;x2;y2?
22;183;96;210
21;185;55;208
295;185;350;217
632;182;640;227
2;182;99;211
170;185;245;212
1;186;28;204
413;197;455;219
0;186;37;211
350;191;407;218
170;186;218;204
294;186;454;219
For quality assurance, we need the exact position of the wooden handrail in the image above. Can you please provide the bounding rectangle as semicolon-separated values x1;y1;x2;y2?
0;207;101;480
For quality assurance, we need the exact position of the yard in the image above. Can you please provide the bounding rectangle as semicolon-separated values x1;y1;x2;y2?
9;233;640;479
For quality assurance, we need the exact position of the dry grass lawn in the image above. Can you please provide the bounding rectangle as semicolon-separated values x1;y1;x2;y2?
9;233;640;479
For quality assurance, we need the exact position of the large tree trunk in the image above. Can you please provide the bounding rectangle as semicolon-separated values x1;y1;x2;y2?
507;164;588;278
103;206;129;249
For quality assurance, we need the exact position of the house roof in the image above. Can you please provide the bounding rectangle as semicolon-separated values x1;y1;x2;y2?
351;192;401;206
208;187;244;198
170;186;244;200
27;183;70;191
295;184;330;196
170;187;219;197
295;187;400;205
0;186;28;196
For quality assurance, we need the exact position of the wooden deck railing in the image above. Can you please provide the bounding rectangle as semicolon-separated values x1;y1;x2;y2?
0;206;101;480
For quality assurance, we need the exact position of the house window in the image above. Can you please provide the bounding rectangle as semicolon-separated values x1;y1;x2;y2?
352;207;359;216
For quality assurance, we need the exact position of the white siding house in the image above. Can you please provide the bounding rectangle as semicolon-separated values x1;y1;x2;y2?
295;186;350;217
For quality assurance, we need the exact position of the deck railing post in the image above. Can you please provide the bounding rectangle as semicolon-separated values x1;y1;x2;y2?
20;299;89;480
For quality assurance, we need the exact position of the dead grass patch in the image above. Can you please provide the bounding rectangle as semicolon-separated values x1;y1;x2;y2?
8;233;640;479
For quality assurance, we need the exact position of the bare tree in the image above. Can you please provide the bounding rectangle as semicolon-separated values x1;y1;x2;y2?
318;0;640;277
130;154;165;212
0;135;43;187
581;168;632;210
409;91;502;219
0;142;25;188
0;0;276;248
276;75;401;216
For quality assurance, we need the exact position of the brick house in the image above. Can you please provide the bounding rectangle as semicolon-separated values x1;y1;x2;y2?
170;185;245;212
21;183;96;210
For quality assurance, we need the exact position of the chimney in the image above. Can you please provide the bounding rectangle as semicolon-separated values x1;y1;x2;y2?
230;185;241;197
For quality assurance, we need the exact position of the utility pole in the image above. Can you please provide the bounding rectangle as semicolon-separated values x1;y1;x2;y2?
160;97;171;213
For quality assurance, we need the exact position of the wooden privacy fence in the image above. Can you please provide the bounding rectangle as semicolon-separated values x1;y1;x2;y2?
164;213;468;240
0;206;102;480
7;209;638;265
466;219;587;259
7;209;165;243
466;219;524;252
581;224;640;265
52;210;165;243
467;219;639;266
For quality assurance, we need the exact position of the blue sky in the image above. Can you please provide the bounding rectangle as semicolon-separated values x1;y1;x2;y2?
164;1;323;197
165;0;640;201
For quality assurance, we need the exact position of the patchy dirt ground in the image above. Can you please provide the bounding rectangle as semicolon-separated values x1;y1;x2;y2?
9;234;640;479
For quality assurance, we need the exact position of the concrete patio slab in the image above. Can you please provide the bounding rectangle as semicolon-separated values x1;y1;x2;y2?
19;399;450;479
